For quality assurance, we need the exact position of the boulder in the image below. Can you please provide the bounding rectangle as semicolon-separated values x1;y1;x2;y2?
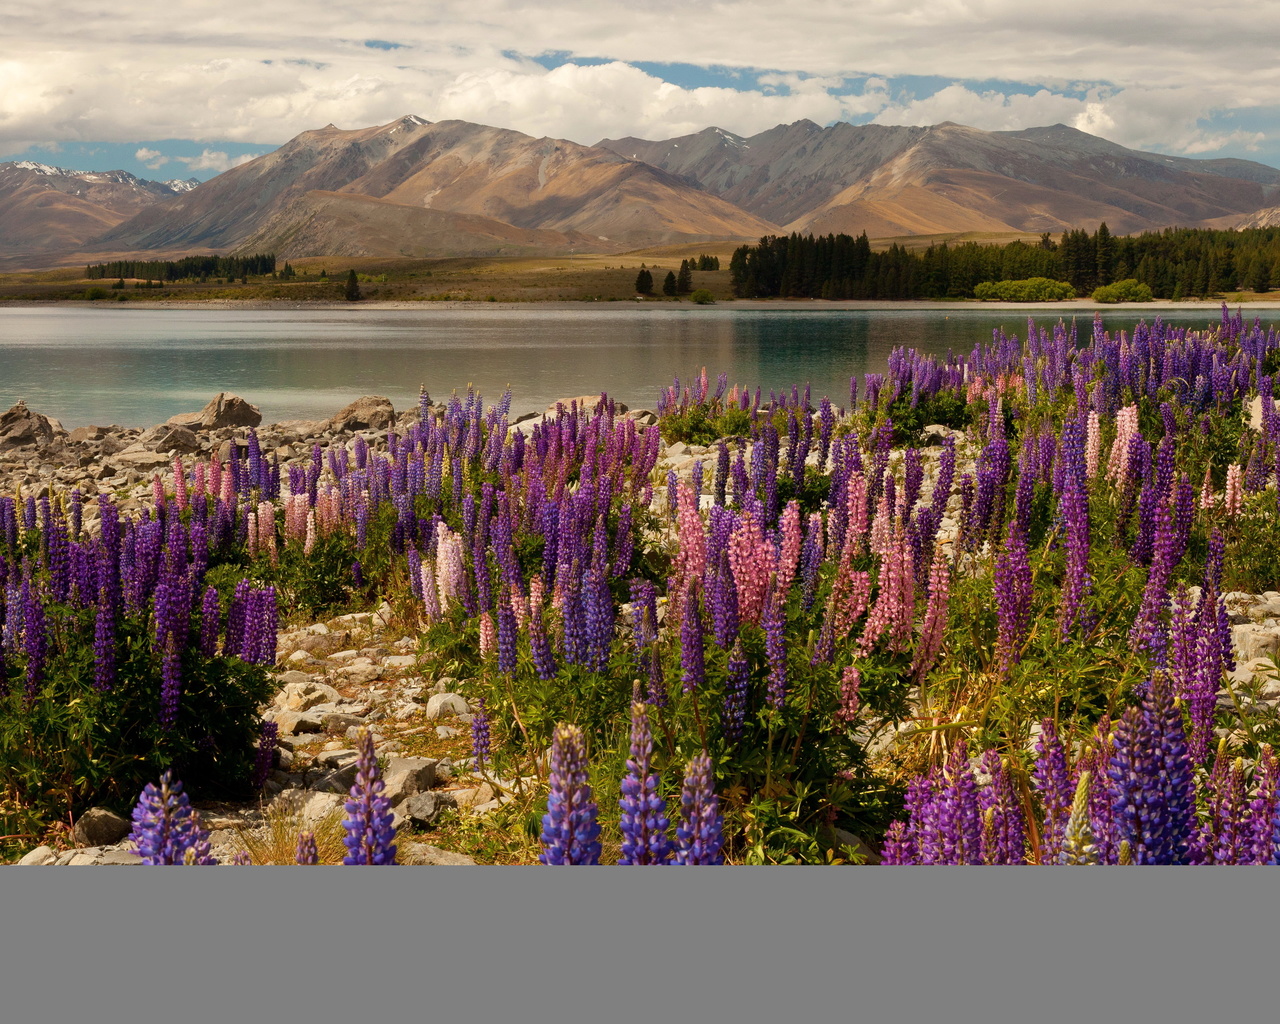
399;842;478;865
330;396;396;432
274;678;342;712
167;392;262;431
68;424;119;443
424;692;470;720
147;424;202;455
381;757;439;806
17;845;57;865
73;807;132;848
0;400;64;450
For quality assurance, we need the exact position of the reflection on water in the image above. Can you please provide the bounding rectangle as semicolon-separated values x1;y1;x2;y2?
0;304;1247;428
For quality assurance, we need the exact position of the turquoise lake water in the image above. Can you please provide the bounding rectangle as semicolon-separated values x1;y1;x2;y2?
0;304;1256;428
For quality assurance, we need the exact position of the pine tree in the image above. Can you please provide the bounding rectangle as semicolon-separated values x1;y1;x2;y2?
662;271;677;296
677;259;693;294
634;268;653;294
344;269;361;301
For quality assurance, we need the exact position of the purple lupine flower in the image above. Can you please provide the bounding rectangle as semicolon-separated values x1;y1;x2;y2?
1248;746;1278;865
21;574;46;701
722;643;750;743
130;770;217;864
1106;675;1195;865
252;720;279;790
92;587;116;692
539;723;601;865
680;579;705;693
618;703;673;865
199;585;221;659
295;831;319;865
993;523;1033;675
342;727;397;864
1033;719;1073;863
529;600;557;680
979;749;1026;865
674;752;724;865
1201;748;1250;865
471;695;492;767
935;744;983;865
496;601;518;675
762;581;787;710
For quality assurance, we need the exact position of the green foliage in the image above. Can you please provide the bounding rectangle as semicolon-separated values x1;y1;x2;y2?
973;277;1076;301
1;607;274;841
344;269;362;302
689;288;715;305
658;404;751;445
634;268;653;294
662;271;677;297
1091;279;1154;303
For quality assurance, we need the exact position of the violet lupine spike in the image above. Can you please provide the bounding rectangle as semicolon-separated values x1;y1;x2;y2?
978;750;1027;865
1106;675;1195;865
992;522;1033;676
680;579;706;694
722;643;750;743
674;752;725;865
252;720;279;790
130;770;217;865
1033;719;1073;864
762;580;788;710
938;743;983;865
471;695;492;767
617;702;673;865
341;727;398;865
539;723;602;865
1248;746;1279;865
295;831;319;865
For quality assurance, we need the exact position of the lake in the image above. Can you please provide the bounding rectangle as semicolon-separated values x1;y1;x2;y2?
0;303;1262;428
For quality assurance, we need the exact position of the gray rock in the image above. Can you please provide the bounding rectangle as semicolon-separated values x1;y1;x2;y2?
403;791;449;827
0;400;64;449
17;845;57;865
277;731;326;750
381;757;439;805
275;678;342;712
271;709;325;736
149;424;202;454
73;807;132;848
831;828;881;865
321;712;367;734
399;842;478;865
424;692;470;720
169;392;263;431
269;790;346;826
331;396;396;432
435;726;460;739
312;765;359;793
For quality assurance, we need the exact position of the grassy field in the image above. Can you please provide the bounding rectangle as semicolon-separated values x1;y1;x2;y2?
0;243;744;304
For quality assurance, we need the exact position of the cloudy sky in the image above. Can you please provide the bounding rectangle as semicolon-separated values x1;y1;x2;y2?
4;1;1279;180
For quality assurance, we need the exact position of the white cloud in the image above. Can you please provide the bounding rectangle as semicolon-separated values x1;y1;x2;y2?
175;149;257;173
135;146;169;169
0;2;1278;160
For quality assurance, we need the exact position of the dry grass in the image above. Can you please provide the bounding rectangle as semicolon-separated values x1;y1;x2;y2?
234;793;350;865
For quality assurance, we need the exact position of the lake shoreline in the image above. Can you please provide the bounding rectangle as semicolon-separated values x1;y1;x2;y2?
7;297;1280;314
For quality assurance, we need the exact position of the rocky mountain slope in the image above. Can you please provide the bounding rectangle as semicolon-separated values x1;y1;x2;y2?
597;121;1280;237
0;162;197;254
96;116;778;257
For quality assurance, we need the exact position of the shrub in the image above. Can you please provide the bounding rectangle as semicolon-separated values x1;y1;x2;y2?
689;289;716;305
1091;279;1154;303
973;278;1077;301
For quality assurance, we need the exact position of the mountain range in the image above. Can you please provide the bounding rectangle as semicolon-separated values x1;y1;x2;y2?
4;115;1280;267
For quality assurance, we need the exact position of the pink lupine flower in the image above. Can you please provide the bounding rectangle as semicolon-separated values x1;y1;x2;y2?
152;473;165;508
304;511;316;556
830;568;872;638
419;557;441;621
1225;464;1244;516
1085;410;1101;479
435;527;466;614
172;457;188;511
1106;404;1140;485
835;665;862;723
775;500;802;597
842;471;868;558
258;501;278;565
219;468;234;504
858;522;914;655
1199;465;1215;511
671;484;707;621
911;540;951;683
193;460;207;498
729;511;774;625
868;490;892;559
478;612;495;659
